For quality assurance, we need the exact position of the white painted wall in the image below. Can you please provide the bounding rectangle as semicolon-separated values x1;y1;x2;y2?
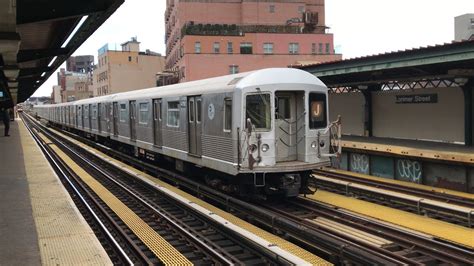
372;87;464;143
329;92;365;136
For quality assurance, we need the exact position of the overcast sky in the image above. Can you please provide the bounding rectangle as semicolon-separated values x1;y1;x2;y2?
33;0;473;97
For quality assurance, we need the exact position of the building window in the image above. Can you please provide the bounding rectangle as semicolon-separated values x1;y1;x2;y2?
269;4;275;13
325;43;330;54
139;103;149;125
240;42;253;54
213;42;220;53
289;43;299;54
229;65;239;74
119;103;127;122
195;42;201;53
227;42;233;54
224;98;232;131
128;56;132;62
263;43;274;54
298;6;305;13
319;43;323;54
311;43;316;54
167;101;180;127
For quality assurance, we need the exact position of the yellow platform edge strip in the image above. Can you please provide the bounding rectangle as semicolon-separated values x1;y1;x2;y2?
36;132;192;265
48;127;331;266
308;190;474;248
18;121;113;265
322;167;474;200
342;140;474;164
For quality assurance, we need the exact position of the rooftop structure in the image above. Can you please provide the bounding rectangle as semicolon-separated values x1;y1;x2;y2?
164;0;341;83
455;13;474;41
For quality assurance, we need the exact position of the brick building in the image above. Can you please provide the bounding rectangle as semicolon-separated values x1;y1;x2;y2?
164;0;342;82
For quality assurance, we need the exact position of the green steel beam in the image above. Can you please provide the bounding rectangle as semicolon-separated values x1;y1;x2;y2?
303;42;474;77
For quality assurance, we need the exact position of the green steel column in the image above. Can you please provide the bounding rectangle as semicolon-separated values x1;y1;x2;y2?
462;80;473;146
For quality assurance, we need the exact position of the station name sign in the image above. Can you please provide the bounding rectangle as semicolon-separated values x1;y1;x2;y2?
395;94;437;104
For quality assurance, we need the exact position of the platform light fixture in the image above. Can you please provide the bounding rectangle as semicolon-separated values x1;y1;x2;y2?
48;56;58;67
61;15;89;48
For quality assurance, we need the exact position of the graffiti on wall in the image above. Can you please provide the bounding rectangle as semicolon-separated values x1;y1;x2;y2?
350;153;370;174
396;159;422;183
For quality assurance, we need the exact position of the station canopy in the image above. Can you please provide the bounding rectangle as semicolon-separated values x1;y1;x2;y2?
0;0;124;108
298;40;474;92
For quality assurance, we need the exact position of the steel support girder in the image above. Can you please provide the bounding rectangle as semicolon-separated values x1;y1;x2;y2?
17;0;116;24
18;66;53;78
17;48;70;63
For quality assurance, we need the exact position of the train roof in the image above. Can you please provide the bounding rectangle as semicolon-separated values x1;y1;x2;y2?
39;68;326;107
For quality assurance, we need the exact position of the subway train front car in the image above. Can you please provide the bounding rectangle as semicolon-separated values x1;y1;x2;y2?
229;68;341;197
33;68;341;198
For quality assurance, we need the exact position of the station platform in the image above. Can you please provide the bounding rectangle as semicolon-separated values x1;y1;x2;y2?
307;190;474;248
341;135;474;164
0;120;111;265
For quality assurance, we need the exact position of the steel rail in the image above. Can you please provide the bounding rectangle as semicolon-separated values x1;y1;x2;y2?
266;197;474;265
313;169;474;208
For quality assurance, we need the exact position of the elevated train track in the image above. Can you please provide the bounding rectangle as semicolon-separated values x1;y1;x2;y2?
312;168;474;227
24;113;474;265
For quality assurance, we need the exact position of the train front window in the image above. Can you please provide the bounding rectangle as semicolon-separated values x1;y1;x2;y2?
246;93;271;130
309;93;327;129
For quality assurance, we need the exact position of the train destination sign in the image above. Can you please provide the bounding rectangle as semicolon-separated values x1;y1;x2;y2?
395;94;437;104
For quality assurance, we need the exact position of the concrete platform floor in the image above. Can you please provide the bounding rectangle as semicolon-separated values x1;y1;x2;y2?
0;119;111;265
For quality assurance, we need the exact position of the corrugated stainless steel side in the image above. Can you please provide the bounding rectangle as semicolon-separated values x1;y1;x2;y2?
162;129;188;151
202;134;233;162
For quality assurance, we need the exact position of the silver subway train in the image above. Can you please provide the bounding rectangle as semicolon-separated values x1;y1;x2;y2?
34;68;341;197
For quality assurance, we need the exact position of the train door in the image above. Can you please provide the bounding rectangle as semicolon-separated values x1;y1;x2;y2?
187;96;202;156
112;102;118;136
152;99;163;146
129;100;137;140
275;92;297;162
97;103;102;133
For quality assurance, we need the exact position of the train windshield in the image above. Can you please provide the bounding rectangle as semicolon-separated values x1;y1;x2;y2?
309;93;327;129
246;93;271;130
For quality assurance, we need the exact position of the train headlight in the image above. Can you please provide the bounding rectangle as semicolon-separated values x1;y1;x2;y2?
311;141;317;149
261;144;269;152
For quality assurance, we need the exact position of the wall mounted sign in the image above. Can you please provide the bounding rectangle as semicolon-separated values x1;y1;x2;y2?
395;94;437;104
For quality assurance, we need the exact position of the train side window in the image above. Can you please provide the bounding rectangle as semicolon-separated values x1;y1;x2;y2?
119;103;127;122
308;93;327;129
224;98;232;132
92;105;97;120
196;99;201;122
189;99;194;122
158;100;162;121
167;101;180;127
139;103;149;125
